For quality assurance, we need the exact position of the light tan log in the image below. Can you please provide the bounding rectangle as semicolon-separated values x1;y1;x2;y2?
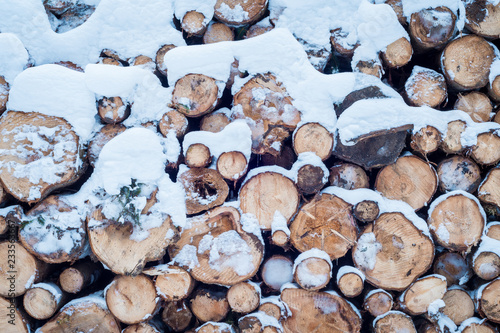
295;164;326;195
143;264;194;302
381;37;412;69
464;0;500;39
105;274;157;325
0;296;30;333
474;250;500;281
404;66;447;108
410;125;442;156
290;193;357;260
233;73;301;155
261;255;294;291
214;0;267;27
409;6;456;52
293;123;333;161
375;155;437;210
169;206;263;285
171;74;220;117
155;44;176;76
490;75;500;102
97;96;130;124
162;300;193;332
363;289;393;317
460;319;498;333
280;287;362;333
353;212;434;291
182;11;207;37
200;112;231;133
0;111;84;204
196;322;235;333
23;283;65;320
216;151;248;181
329;163;369;190
259;297;285;321
373;311;416;333
130;55;155;70
238;313;282;333
227;281;260;314
433;252;471;286
185;143;212;168
37;294;121;332
399;275;447;315
59;260;101;294
477;278;500;323
437;156;481;193
293;253;331;291
428;192;485;252
203;23;234;44
122;322;162;333
159;110;189;138
441;35;495;91
271;229;289;249
337;267;364;298
99;57;122;66
0;76;8;113
353;200;380;223
0;241;46;297
87;123;126;167
190;286;230;323
354;58;383;79
471;132;500;165
441;288;475;325
245;20;274;39
240;171;299;230
441;120;466;154
455;92;493;123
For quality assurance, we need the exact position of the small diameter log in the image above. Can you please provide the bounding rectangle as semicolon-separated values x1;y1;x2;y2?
123;322;162;333
0;184;6;206
0;241;46;297
0;75;8;113
169;206;264;286
159;110;189;138
353;200;380;223
130;55;155;71
182;11;207;37
0;111;84;204
295;164;327;195
441;288;475;326
441;120;466;154
399;275;447;315
87;123;126;167
59;260;101;294
490;75;500;102
464;0;500;39
271;225;290;249
404;66;447;108
433;252;471;286
477;278;500;323
214;0;267;27
354;58;383;79
143;264;194;302
23;282;65;320
474;249;500;281
99;57;122;66
479;169;500;210
293;249;332;291
353;212;434;291
409;6;456;52
0;296;30;333
290;193;357;260
227;281;261;314
437;156;481;193
428;192;485;252
162;300;194;332
337;266;365;298
363;289;393;317
245;18;274;39
97;96;130;124
259;296;286;321
455;92;493;123
330;28;356;57
471;132;500;165
190;286;230;323
375;155;437;210
185;144;212;168
373;311;416;333
105;274;157;325
381;37;412;69
200;111;231;133
171;74;220;117
329;163;369;190
178;167;229;215
155;44;176;76
238;312;282;333
487;222;500;240
410;125;442;156
281;287;362;333
240;171;299;230
216;151;248;181
293;123;333;161
196;322;235;333
38;293;121;332
203;23;234;44
441;35;495;91
261;255;294;291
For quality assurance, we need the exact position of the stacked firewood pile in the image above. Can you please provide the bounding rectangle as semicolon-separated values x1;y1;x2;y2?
1;0;500;332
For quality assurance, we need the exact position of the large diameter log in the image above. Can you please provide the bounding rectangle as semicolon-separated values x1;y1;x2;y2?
169;206;264;285
363;289;393;317
214;0;267;27
143;264;194;301
404;66;447;108
171;74;220;117
23;282;65;320
433;252;471;286
292;123;333;161
440;35;495;91
0;296;29;333
329;163;369;190
162;300;193;332
454;92;493;123
477;278;500;323
353;212;434;291
280;288;361;333
190;286;230;323
464;0;500;39
261;255;294;291
240;171;299;230
289;193;357;260
437;156;481;193
399;275;447;315
409;6;456;52
373;311;416;333
87;124;126;167
375;155;437;210
0;111;84;204
59;260;101;294
442;288;475;325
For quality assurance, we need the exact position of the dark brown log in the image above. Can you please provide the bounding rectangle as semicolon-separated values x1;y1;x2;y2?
399;275;447;315
59;260;101;294
155;44;176;76
185;143;212;168
171;74;220;118
363;289;393;317
471;132;500;165
329;163;369;190
353;200;380;223
0;75;8;114
433;251;471;287
214;0;267;27
381;37;413;69
227;281;260;314
143;264;194;302
216;151;248;181
409;6;456;52
158;110;189;138
23;282;65;320
293;123;333;161
182;11;207;37
455;91;493;123
404;66;447;108
261;255;294;291
373;311;416;333
238;313;281;333
97;96;130;124
190;286;230;323
0;296;30;333
203;23;234;44
464;0;500;39
162;300;194;332
441;288;475;325
410;125;442;156
295;164;326;195
437;156;481;193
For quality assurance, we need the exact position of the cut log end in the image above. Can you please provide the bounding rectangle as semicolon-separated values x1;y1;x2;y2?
405;67;447;108
294;256;331;291
162;300;194;332
433;252;470;286
216;151;248;181
203;23;234;44
97;96;130;124
190;286;230;323
353;200;380;223
363;289;393;317
182;11;207;37
399;275;447;315
374;311;416;333
409;7;456;52
437;156;481;193
454;91;493;123
185;143;212;168
382;37;412;68
214;0;268;27
159;110;189;138
23;283;63;320
338;272;364;298
227;281;260;314
329;163;369;190
172;74;220;117
293;123;333;161
442;288;475;325
296;164;326;195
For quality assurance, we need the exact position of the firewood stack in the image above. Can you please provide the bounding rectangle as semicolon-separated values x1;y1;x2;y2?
1;0;500;332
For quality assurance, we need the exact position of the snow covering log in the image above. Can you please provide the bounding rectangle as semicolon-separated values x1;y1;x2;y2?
441;120;467;154
384;0;406;25
437;156;481;193
271;229;289;249
105;274;157;325
162;300;194;332
293;250;332;291
23;282;65;320
292;123;333;161
159;110;189;138
0;75;8;113
87;124;126;167
464;0;500;39
130;55;155;70
227;281;260;314
363;289;393;317
190;286;230;323
238;313;282;333
460;319;498;333
373;311;416;333
280;287;362;333
259;297;285;321
381;37;413;69
477;278;500;323
182;11;208;37
203;23;235;44
0;296;30;333
123;322;162;333
245;19;274;39
330;29;356;57
471;132;500;165
442;288;475;326
408;6;456;52
410;125;442;156
328;163;369;190
143;264;194;302
216;151;248;181
97;96;130;124
399;275;447;315
200;112;231;133
185;143;212;168
214;0;268;27
196;322;235;333
0;111;84;204
353;212;434;291
375;155;438;210
354;58;383;79
454;92;493;123
404;66;447;108
261;255;293;291
59;260;100;294
433;251;471;287
171;74;221;118
353;200;380;223
290;193;357;260
479;167;500;210
155;44;176;76
440;35;495;91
